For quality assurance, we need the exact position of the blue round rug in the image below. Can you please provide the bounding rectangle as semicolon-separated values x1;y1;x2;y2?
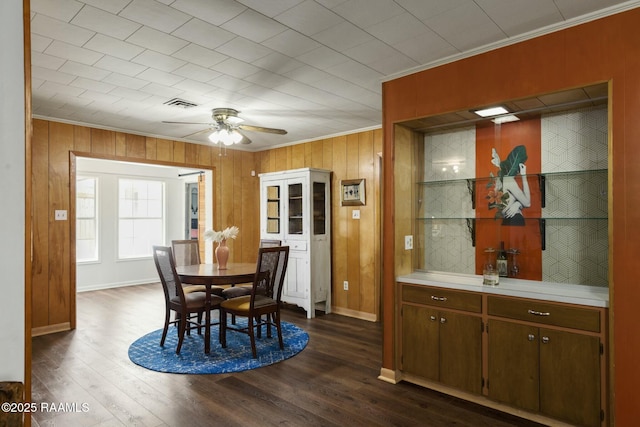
128;320;308;374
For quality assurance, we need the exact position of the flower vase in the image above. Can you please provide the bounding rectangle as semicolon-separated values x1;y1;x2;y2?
215;239;229;270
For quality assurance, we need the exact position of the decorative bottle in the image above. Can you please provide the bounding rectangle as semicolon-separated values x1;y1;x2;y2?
497;241;508;277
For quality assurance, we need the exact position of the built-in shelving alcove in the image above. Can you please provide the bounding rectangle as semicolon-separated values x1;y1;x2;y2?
401;83;609;288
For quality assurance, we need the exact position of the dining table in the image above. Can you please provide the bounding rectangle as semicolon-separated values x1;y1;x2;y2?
176;262;256;354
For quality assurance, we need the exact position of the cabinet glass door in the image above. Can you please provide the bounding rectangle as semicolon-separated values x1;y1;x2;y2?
313;182;326;235
266;185;281;234
288;182;303;235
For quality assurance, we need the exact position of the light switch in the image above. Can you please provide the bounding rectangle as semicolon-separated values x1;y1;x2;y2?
352;209;360;219
55;210;67;221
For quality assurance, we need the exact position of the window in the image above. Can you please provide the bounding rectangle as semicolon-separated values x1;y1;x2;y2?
118;178;164;259
76;176;98;262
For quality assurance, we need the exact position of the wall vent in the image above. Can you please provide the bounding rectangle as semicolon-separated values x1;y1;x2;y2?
163;98;198;109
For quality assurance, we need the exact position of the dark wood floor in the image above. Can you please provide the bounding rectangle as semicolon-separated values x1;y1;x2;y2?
31;284;543;426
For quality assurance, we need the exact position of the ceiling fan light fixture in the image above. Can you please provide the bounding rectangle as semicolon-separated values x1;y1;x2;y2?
208;131;220;144
231;130;243;143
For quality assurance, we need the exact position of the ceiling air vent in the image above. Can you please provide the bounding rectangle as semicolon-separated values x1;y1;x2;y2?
163;98;198;109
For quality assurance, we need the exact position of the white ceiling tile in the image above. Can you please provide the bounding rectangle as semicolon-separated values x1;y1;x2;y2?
392;31;457;64
136;68;185;86
554;0;624;19
333;0;404;27
139;82;185;98
171;79;219;95
70;77;117;94
364;49;420;75
220;9;288;43
394;0;471;21
215;37;274;63
475;0;563;37
44;40;104;66
210;58;260;79
94;56;148;77
31;14;95;46
208;75;254;92
324;59;382;86
171;18;236;50
84;34;145;61
173;44;229;68
103;73;149;90
171;0;246;26
173;63;222;82
296;46;349;69
120;0;191;32
244;70;290;88
251;52;304;75
283;65;332;84
315;0;350;8
76;0;131;15
274;0;343;36
71;5;141;40
262;29;320;57
366;12;430;45
31;0;83;22
79;90;122;104
109;86;153;102
58;61;111;81
31;51;66;70
312;21;374;52
235;0;306;18
425;2;505;51
132;50;187;72
51;93;95;108
31;34;53;53
126;26;190;55
39;81;86;97
31;66;76;85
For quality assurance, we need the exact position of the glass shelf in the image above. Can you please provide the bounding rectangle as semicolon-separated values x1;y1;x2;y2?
417;168;607;186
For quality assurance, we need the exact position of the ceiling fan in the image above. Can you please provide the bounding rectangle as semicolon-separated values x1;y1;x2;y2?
163;108;287;145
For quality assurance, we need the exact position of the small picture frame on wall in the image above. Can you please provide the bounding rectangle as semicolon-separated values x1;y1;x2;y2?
340;179;365;206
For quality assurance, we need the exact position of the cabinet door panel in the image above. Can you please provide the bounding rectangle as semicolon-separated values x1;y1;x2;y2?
283;251;308;299
539;328;601;427
488;320;539;412
439;311;482;394
402;305;439;381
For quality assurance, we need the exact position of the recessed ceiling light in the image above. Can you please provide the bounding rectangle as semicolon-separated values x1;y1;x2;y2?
492;115;520;124
474;106;509;117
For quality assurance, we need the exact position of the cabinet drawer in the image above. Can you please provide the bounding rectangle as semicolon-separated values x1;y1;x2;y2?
402;284;482;313
487;296;601;332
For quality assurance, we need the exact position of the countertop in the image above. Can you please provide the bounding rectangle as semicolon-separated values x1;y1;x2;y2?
397;272;609;308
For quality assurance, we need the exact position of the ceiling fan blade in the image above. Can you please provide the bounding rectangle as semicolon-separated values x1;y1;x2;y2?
162;121;215;125
182;127;214;138
238;124;287;135
238;130;252;145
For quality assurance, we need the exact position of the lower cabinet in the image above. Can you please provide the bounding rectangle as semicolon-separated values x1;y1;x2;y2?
401;286;482;394
399;283;607;427
487;296;604;427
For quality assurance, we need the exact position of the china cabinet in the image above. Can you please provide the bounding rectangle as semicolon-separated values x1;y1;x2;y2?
259;168;331;318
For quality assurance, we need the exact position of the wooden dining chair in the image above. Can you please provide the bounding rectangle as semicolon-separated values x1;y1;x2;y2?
172;239;225;296
153;245;224;354
220;246;290;358
221;239;282;300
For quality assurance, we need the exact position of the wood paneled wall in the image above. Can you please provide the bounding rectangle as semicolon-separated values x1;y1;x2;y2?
31;120;382;333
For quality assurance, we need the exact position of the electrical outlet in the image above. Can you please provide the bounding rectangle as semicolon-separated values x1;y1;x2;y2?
343;280;349;291
55;210;67;221
405;235;413;250
352;209;360;219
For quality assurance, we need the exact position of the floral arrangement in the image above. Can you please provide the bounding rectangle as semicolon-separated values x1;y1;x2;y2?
204;226;239;243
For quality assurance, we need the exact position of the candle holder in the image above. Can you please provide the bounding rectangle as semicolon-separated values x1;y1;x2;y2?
483;248;499;286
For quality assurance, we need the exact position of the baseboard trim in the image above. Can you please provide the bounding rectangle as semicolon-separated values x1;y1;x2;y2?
331;306;378;322
77;279;158;293
401;374;574;427
378;368;401;384
31;322;71;337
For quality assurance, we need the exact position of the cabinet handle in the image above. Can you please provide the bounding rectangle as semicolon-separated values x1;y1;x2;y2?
527;309;550;317
430;315;437;322
541;336;550;344
440;317;447;324
528;334;536;341
431;296;448;302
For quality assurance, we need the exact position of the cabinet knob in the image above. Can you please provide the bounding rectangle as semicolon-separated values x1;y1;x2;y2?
440;317;447;324
542;336;550;344
430;315;437;322
528;334;536;341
